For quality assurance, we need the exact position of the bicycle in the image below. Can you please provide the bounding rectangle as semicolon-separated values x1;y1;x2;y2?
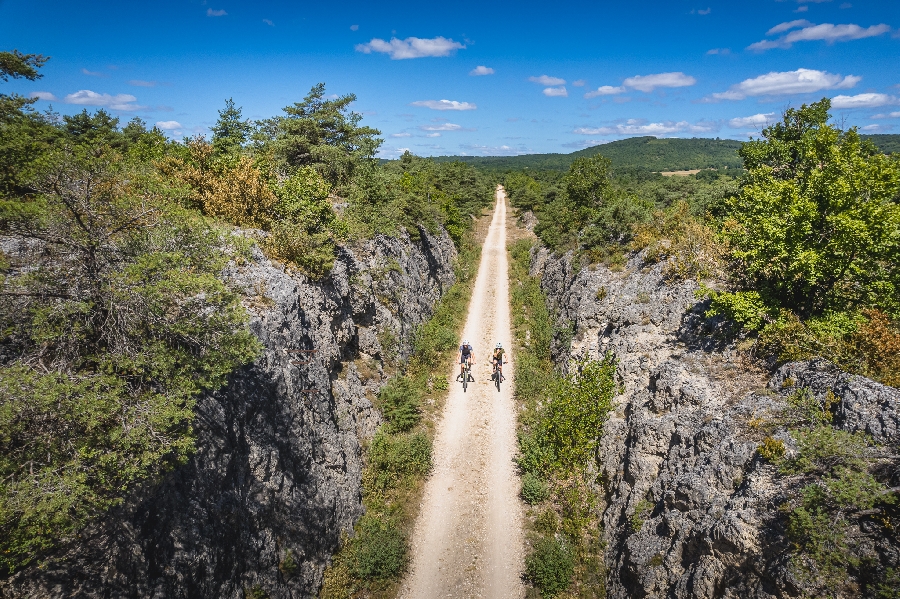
492;359;504;392
461;359;473;392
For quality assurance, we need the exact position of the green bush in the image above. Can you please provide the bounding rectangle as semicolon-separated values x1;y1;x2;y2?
704;290;769;331
377;376;420;433
521;472;549;505
350;516;407;580
525;537;574;597
366;431;432;490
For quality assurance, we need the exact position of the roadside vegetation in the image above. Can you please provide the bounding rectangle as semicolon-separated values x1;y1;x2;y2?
506;98;900;597
0;49;492;577
509;239;617;598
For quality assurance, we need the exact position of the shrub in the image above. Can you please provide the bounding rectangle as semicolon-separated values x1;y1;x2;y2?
525;537;574;597
350;516;407;580
366;431;432;490
377;376;420;433
521;472;549;505
629;499;654;532
704;290;769;332
758;437;785;461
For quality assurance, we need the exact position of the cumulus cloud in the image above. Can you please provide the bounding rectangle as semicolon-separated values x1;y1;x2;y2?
155;121;182;130
390;132;412;137
748;21;890;51
64;89;144;111
355;36;465;59
543;86;568;97
207;8;227;16
410;99;476;111
728;113;776;128
529;75;566;86
419;123;463;131
573;118;718;136
29;91;57;101
128;80;157;87
572;79;586;87
830;93;899;108
623;72;696;92
470;65;494;76
584;85;626;98
710;68;859;100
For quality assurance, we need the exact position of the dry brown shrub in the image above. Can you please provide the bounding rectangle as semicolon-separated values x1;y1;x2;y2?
851;309;900;388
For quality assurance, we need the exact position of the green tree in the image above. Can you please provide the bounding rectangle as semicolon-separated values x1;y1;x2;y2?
565;154;612;213
264;83;382;187
724;98;900;317
211;98;251;156
0;50;48;81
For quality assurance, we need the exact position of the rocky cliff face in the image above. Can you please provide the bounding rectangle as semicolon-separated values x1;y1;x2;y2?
2;229;456;599
531;249;900;599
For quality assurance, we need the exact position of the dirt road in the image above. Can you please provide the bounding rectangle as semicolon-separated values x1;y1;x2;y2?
399;187;524;599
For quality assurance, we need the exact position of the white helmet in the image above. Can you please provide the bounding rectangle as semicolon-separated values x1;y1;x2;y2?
496;342;503;349
463;339;470;346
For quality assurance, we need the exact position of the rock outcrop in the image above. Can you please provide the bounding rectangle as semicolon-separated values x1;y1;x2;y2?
1;229;456;599
531;248;900;599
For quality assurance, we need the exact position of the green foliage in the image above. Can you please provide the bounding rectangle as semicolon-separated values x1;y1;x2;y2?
630;499;654;532
525;537;574;597
703;290;770;331
0;49;49;81
521;472;550;505
377;376;420;433
723;98;900;318
211;98;252;156
758;437;786;461
0;147;259;574
350;516;408;581
366;431;432;491
278;549;298;577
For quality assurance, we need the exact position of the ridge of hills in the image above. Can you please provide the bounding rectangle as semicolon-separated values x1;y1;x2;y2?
426;133;900;173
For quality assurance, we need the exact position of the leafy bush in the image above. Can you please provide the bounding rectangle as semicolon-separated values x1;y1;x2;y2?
366;431;432;491
632;201;725;281
703;290;769;331
521;472;550;504
377;376;420;433
525;537;574;597
629;499;654;532
350;516;408;580
757;437;786;461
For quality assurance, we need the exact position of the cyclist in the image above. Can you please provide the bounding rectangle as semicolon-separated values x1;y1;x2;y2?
491;342;506;381
457;339;475;381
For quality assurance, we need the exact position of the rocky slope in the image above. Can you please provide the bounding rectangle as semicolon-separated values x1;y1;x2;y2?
1;229;457;599
531;249;900;599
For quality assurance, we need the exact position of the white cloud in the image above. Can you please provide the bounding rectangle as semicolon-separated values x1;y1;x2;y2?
872;111;900;119
573;118;718;136
410;99;476;111
572;79;586;87
128;80;157;87
420;123;462;131
458;143;530;156
749;21;891;51
425;133;441;137
207;8;227;17
543;86;568;97
263;19;274;26
355;36;465;59
350;24;359;31
795;5;809;12
155;120;182;130
584;85;626;98
623;72;696;92
693;7;711;15
861;124;889;132
64;89;144;111
710;68;860;100
529;75;566;86
830;93;898;108
390;132;411;137
706;48;731;55
29;91;57;101
81;68;106;77
767;19;813;35
470;65;494;76
728;113;776;128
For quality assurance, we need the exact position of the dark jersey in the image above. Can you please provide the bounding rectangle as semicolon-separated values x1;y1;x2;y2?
492;348;505;362
460;344;473;357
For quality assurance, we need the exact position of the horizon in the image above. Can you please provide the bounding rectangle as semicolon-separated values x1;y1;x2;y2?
2;0;898;158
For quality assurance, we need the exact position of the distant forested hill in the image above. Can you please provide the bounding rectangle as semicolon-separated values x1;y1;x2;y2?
427;134;900;173
863;134;900;155
431;137;743;173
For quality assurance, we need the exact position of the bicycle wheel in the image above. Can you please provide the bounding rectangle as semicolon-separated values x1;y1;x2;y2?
463;365;468;392
495;364;501;392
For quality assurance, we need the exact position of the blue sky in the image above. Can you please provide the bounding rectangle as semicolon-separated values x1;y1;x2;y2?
2;0;898;157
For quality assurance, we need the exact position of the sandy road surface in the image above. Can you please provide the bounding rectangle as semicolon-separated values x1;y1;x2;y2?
399;188;524;599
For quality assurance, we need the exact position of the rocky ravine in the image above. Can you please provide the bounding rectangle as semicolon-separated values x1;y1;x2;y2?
1;228;457;599
532;248;900;599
